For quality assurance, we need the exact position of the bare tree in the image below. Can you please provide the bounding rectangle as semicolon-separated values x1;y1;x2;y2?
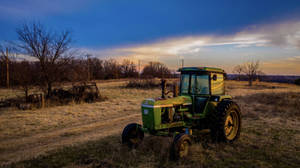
16;22;72;97
141;62;171;78
121;59;138;78
103;59;121;79
85;54;92;81
256;70;265;82
14;61;35;100
241;61;261;86
233;64;243;81
90;58;104;79
0;43;14;88
68;58;87;82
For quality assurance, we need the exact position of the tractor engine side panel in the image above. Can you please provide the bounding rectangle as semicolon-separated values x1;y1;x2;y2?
141;106;161;131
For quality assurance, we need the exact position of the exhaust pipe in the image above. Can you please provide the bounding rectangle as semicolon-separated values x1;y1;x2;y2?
161;79;166;99
173;82;179;97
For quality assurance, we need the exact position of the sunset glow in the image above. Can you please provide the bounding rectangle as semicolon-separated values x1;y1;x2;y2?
1;0;300;75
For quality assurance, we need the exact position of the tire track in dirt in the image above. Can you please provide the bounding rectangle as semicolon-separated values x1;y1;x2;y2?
0;113;141;166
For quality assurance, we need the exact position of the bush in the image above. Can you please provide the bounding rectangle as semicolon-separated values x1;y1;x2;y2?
295;78;300;85
126;79;160;89
126;79;178;91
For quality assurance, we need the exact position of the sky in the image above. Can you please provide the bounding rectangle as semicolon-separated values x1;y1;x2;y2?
1;0;300;75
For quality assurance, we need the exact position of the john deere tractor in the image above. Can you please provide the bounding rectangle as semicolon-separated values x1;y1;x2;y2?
122;67;241;158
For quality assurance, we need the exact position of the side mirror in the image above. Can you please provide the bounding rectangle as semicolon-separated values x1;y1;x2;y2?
213;74;217;81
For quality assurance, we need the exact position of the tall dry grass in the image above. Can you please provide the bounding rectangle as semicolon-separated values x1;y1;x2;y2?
236;92;300;118
1;80;300;168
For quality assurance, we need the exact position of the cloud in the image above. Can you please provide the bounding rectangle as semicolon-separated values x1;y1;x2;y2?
287;56;300;61
81;20;300;74
262;56;300;75
237;20;300;49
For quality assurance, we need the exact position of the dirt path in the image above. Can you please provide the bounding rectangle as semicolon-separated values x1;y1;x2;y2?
0;113;141;166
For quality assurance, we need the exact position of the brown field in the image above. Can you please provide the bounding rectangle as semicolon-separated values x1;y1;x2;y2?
0;80;299;168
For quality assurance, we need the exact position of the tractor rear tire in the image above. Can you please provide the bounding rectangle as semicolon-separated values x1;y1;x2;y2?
171;133;192;159
210;100;241;143
122;123;144;148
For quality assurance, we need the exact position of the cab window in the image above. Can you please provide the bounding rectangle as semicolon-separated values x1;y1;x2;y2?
180;74;190;94
191;74;209;94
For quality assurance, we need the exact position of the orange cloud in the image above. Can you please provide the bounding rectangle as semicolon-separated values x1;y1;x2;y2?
83;20;300;75
262;56;300;75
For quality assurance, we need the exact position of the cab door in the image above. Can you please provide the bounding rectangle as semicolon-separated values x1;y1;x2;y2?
190;74;210;114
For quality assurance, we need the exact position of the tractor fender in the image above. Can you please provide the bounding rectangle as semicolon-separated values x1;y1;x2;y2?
215;95;233;102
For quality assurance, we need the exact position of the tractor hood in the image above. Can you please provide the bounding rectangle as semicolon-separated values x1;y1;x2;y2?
142;96;192;108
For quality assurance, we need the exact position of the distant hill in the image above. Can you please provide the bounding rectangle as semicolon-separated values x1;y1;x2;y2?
227;74;300;84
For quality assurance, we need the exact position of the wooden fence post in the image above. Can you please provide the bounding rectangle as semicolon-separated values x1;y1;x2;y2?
41;93;45;108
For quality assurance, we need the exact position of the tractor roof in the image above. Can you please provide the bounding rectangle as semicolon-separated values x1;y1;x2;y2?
178;67;225;73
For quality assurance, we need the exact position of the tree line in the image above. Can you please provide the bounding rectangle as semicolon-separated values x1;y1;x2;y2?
233;61;264;86
0;22;172;97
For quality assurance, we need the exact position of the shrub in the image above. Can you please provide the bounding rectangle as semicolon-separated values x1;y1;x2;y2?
126;79;160;89
295;78;300;85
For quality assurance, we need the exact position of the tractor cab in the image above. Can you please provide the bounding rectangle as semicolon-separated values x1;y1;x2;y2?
179;67;226;114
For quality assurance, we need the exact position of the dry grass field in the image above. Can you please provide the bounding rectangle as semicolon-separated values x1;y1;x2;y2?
0;80;299;168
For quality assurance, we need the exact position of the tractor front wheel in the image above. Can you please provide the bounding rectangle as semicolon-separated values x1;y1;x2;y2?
122;123;144;148
171;133;192;159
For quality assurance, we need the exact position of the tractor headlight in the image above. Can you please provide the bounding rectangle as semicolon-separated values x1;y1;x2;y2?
143;109;149;115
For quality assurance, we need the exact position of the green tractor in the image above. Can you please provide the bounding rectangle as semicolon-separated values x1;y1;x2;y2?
122;67;241;158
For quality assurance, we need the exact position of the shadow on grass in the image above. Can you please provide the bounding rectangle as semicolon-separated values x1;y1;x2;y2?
5;132;213;168
4;125;300;168
5;135;181;168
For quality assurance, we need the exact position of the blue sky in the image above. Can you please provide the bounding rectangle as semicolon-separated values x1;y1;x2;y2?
1;0;300;74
